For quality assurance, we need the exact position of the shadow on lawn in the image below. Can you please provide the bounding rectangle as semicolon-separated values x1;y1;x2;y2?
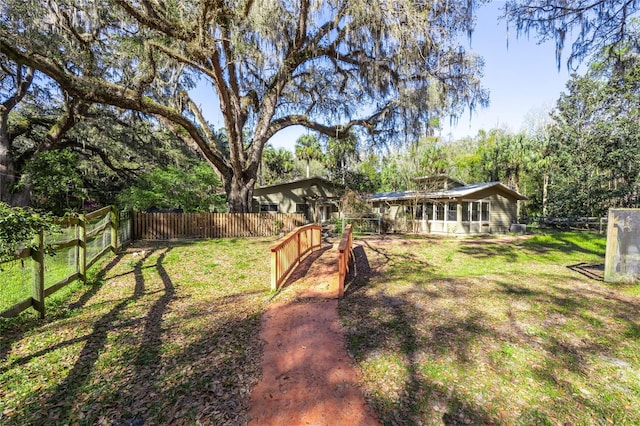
340;240;640;425
4;242;267;426
343;243;496;425
0;251;126;369
43;247;167;424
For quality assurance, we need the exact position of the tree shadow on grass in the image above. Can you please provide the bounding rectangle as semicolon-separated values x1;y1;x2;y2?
458;239;522;263
340;243;496;425
0;251;127;369
339;240;640;425
38;247;166;424
3;240;271;426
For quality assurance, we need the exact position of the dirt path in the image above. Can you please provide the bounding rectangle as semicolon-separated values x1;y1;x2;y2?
248;244;379;425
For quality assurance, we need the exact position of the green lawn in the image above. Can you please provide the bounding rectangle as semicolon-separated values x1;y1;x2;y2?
0;238;273;425
339;231;640;425
2;232;639;425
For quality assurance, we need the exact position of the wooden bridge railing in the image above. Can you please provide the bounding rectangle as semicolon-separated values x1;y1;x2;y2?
337;225;353;298
270;224;322;291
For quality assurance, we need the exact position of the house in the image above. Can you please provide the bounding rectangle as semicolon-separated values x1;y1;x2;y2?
252;177;344;224
368;175;527;234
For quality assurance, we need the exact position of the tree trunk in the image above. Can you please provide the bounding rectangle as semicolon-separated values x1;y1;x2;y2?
224;172;256;213
542;173;549;216
0;115;27;205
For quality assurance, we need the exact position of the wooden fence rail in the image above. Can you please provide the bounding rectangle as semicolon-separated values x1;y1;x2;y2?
520;216;608;232
337;225;353;298
133;212;304;240
270;224;322;291
1;206;130;319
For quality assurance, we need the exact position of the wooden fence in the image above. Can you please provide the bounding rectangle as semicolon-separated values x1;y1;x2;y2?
520;216;608;232
337;225;353;298
133;212;305;240
1;206;131;318
270;224;322;291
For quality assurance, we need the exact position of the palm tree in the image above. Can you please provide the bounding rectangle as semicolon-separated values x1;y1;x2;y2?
295;135;323;178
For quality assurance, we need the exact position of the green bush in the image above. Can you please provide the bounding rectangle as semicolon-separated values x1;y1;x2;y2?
0;203;58;264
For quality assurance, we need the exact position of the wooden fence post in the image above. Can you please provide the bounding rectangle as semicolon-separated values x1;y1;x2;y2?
110;205;118;253
79;214;87;283
31;229;45;319
270;250;278;291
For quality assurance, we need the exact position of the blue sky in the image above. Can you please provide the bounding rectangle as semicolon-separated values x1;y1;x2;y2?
440;1;574;141
192;2;576;152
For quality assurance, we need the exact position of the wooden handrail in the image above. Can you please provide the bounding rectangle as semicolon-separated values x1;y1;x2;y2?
270;224;322;291
337;225;353;298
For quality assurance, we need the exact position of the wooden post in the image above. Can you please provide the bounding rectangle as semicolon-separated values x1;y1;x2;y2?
32;229;45;318
604;209;617;282
79;214;87;283
110;206;118;253
270;250;278;291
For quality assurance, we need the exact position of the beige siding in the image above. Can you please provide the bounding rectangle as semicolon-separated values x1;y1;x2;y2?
488;193;517;232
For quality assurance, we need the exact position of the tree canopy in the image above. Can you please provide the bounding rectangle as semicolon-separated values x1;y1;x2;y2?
504;0;640;69
0;0;488;212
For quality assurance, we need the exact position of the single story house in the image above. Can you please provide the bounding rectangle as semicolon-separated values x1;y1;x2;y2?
368;175;527;234
252;177;344;224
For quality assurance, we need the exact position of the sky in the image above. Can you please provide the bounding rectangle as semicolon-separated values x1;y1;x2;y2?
192;2;577;152
439;1;575;141
271;2;576;151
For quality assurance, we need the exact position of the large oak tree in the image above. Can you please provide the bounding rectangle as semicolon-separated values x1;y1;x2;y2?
0;0;488;211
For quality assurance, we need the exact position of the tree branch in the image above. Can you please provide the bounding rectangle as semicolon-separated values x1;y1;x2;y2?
0;33;228;176
265;104;395;141
114;0;195;41
1;65;34;113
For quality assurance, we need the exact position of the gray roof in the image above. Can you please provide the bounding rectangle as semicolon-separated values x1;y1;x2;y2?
368;182;528;202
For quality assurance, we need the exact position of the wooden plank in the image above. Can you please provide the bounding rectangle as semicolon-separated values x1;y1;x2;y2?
604;209;617;282
44;273;81;297
32;230;45;318
51;238;80;250
86;219;110;239
111;206;118;253
79;214;87;283
85;205;112;221
0;297;33;318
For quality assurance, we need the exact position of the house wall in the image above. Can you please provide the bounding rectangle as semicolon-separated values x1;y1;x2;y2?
488;193;517;233
374;189;520;235
252;179;342;222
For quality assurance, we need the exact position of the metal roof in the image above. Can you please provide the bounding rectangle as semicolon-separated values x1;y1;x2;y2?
368;182;528;202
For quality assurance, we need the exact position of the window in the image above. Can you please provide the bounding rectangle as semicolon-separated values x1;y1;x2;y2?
462;202;470;222
295;203;307;214
416;204;423;219
471;202;480;221
260;203;278;212
435;203;445;221
481;202;490;222
469;201;489;222
447;203;457;221
424;203;434;220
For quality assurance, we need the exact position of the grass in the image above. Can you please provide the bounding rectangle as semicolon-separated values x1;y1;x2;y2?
0;238;274;425
339;231;640;425
3;230;639;425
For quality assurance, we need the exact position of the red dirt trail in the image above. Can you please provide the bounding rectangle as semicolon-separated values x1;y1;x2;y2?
247;244;379;425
